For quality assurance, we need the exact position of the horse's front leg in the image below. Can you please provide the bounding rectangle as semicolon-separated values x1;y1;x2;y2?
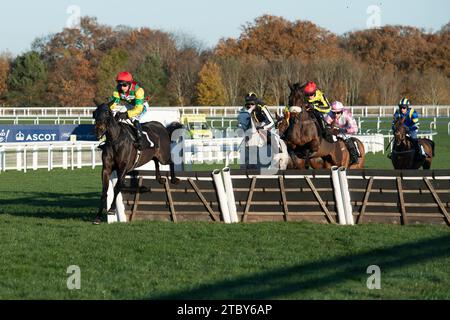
154;159;165;184
169;161;180;184
94;166;112;224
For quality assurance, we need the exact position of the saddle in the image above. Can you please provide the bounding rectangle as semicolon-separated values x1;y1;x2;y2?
121;122;154;149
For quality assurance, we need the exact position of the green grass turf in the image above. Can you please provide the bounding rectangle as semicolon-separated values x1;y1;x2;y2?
0;168;450;299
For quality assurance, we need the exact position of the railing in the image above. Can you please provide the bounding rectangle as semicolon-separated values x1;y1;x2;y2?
2;105;450;118
0;116;95;125
0;131;438;172
0;107;95;117
357;117;441;135
0;141;102;172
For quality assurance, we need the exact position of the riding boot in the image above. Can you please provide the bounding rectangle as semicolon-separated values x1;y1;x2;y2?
345;138;359;164
412;139;426;160
133;120;146;150
313;110;334;143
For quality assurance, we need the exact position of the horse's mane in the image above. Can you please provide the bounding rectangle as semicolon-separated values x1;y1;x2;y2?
291;82;307;92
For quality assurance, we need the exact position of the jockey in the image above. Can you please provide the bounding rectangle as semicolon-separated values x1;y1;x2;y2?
303;81;334;142
244;92;275;131
392;97;426;159
110;71;150;150
325;101;360;164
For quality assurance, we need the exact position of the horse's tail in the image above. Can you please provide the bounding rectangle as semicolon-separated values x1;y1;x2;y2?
166;121;184;139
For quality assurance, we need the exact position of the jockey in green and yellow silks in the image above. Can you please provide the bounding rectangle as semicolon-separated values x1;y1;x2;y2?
111;72;146;118
111;71;150;150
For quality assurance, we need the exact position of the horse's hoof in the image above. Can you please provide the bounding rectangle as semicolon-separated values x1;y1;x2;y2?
92;217;102;225
171;178;180;185
157;178;166;184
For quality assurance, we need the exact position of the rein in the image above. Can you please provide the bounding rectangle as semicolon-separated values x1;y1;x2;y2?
385;137;394;152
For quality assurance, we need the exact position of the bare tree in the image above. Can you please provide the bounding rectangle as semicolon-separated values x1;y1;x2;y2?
167;48;201;106
241;55;270;101
334;59;363;106
217;57;242;106
419;68;450;105
375;67;402;105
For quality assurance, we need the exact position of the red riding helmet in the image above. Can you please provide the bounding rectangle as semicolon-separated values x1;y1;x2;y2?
116;71;133;83
304;81;317;96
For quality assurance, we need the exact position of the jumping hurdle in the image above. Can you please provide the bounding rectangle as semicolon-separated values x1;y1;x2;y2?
112;168;450;226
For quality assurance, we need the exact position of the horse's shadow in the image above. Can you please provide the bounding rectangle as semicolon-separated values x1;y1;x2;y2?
0;191;99;221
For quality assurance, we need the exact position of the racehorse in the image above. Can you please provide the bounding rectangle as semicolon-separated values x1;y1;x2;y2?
285;83;365;169
391;118;435;169
237;107;287;170
93;102;182;224
275;111;324;169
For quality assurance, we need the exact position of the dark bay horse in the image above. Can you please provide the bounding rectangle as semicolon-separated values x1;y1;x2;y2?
391;118;435;169
285;83;365;169
93;102;182;224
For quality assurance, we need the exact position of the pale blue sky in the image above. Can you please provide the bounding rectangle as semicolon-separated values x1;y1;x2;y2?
1;0;449;55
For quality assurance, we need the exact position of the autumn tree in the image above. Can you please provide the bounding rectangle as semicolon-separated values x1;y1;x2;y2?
341;26;432;73
33;16;115;67
216;15;343;61
195;61;226;106
47;51;95;107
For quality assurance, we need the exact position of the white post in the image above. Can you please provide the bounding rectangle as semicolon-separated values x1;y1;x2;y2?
32;145;38;170
0;147;4;171
222;167;238;223
23;147;27;173
48;145;53;171
331;166;346;225
16;146;22;171
70;146;74;170
338;167;354;225
91;145;96;169
212;169;231;223
77;145;82;168
62;146;68;169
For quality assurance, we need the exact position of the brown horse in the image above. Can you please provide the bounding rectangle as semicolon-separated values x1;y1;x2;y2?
391;118;435;169
275;111;324;169
286;83;365;169
92;102;182;224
